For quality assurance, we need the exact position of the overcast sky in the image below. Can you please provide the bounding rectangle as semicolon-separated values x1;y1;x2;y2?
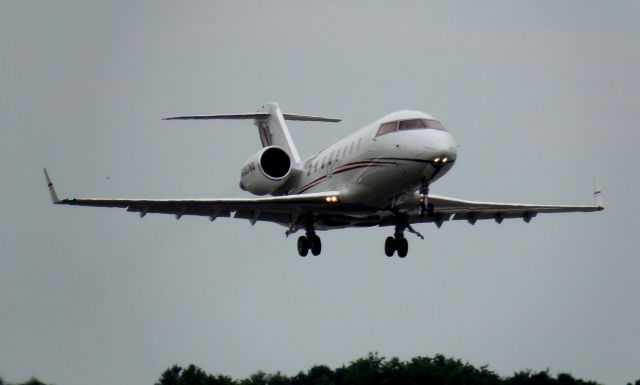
1;1;639;385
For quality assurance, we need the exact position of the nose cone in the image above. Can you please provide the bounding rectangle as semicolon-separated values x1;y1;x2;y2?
424;130;457;161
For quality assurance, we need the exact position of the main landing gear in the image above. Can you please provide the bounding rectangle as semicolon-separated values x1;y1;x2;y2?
297;214;321;257
385;213;424;258
385;235;408;258
297;234;321;257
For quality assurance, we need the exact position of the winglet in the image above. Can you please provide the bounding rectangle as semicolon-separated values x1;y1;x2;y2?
593;180;604;210
43;168;61;203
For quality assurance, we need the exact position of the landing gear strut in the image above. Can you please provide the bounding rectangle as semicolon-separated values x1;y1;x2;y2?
297;214;321;257
419;178;430;217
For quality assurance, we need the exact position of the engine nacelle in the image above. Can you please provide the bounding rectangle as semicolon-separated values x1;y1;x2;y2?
239;146;292;195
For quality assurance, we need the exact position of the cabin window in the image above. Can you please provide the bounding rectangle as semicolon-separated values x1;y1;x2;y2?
376;121;398;137
304;160;311;176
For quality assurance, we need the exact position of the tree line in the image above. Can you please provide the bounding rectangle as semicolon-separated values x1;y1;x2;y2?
0;379;50;385
155;353;636;385
3;354;639;385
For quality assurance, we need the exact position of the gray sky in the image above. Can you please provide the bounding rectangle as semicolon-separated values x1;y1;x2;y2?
1;1;639;385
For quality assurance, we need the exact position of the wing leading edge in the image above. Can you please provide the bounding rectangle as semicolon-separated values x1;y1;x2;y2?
43;169;344;225
410;193;604;226
45;169;603;230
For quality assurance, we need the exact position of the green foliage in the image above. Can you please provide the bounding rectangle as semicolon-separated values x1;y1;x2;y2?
154;354;604;385
0;378;51;385
157;365;182;385
21;380;48;385
0;354;613;385
155;364;235;385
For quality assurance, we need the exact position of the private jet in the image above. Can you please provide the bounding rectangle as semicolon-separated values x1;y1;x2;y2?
44;102;603;257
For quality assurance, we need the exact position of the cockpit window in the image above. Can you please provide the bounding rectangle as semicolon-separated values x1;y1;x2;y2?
398;119;445;131
376;121;398;137
377;119;445;137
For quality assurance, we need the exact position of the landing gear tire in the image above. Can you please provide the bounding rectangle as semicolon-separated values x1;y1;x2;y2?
396;237;408;258
297;236;309;257
384;236;395;257
310;235;322;256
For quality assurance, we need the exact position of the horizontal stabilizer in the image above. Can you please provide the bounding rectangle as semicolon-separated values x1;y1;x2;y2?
164;113;341;122
282;114;341;122
163;113;269;121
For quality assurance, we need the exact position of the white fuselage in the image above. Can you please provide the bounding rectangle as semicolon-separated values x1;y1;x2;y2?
289;110;458;210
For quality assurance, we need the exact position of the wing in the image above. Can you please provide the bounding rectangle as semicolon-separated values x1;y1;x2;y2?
44;169;343;226
411;192;603;226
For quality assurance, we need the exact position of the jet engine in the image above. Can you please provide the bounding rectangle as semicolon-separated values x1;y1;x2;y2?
239;146;292;195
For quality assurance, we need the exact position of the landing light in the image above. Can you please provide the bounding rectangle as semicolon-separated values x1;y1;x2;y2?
325;196;339;203
431;156;452;165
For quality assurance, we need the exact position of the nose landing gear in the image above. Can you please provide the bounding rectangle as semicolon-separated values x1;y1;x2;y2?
419;178;430;217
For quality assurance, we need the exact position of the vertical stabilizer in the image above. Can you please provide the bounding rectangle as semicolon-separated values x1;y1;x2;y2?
255;102;301;164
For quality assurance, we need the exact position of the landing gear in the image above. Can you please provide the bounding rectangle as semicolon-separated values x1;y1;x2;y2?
384;235;409;258
397;237;408;258
384;237;395;257
297;235;321;256
297;236;309;257
309;235;321;256
297;214;322;257
419;178;429;217
384;212;424;258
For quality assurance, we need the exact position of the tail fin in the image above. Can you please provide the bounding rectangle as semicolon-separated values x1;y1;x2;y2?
164;102;340;165
255;102;301;163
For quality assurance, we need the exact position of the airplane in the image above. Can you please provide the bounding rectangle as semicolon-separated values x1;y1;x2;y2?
44;102;603;258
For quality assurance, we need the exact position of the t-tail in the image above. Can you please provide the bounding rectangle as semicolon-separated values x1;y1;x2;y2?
164;102;340;166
